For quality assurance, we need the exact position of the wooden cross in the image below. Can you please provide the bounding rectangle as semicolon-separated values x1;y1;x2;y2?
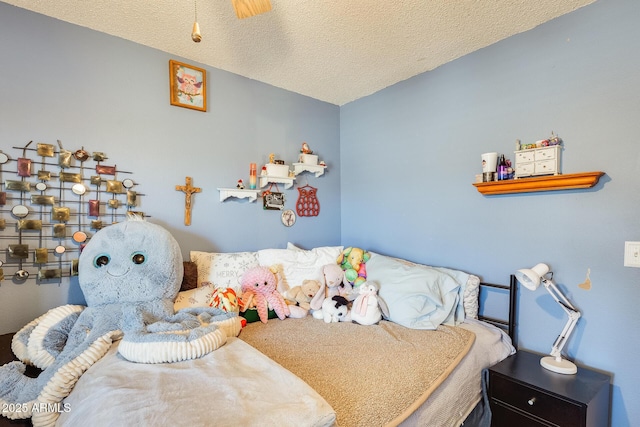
175;177;201;226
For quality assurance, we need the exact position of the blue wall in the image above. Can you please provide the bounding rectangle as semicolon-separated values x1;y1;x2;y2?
340;0;639;425
1;0;639;425
0;4;341;330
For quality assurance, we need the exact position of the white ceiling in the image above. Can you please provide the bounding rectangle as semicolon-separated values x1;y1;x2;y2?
3;0;596;106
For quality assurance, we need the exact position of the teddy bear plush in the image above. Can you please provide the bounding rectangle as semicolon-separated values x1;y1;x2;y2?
337;247;370;288
281;279;322;319
240;266;290;323
283;279;321;311
350;282;389;326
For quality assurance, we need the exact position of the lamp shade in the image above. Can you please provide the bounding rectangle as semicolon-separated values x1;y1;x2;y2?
515;263;550;291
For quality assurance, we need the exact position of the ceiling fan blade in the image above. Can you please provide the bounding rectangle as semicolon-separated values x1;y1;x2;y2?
231;0;272;19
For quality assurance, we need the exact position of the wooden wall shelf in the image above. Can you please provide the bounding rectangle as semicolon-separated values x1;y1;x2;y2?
473;172;605;195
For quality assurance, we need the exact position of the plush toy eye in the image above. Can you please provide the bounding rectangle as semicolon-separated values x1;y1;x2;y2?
131;252;146;265
94;254;110;268
254;282;260;288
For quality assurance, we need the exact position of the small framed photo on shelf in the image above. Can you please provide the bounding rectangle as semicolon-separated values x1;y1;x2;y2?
169;59;207;112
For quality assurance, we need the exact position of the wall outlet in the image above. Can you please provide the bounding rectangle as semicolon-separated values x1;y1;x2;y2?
624;241;640;268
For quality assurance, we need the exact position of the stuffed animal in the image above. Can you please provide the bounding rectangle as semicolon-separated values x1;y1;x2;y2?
310;264;352;310
208;287;240;313
282;279;321;319
337;247;370;288
312;295;351;323
240;266;290;323
268;264;288;295
0;218;241;426
350;282;389;326
283;279;321;311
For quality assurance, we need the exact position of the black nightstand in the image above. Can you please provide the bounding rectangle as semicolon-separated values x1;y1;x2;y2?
488;350;610;427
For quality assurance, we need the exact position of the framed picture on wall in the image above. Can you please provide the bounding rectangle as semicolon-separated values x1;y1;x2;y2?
169;59;207;112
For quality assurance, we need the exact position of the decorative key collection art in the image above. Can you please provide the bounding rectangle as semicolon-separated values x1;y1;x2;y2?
0;141;144;283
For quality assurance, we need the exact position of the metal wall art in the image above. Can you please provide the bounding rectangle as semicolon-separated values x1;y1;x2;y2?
0;141;145;283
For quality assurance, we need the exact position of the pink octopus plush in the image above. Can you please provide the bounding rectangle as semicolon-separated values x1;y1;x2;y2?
240;266;290;323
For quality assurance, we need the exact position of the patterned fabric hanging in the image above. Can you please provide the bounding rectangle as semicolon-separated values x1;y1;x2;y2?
296;184;319;217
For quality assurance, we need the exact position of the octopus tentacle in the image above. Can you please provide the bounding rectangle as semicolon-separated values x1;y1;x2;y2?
266;293;290;320
255;294;269;323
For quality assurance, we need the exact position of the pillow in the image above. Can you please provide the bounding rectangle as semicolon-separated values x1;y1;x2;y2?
462;275;480;319
366;253;469;329
368;253;479;319
434;266;478;319
257;245;343;289
286;242;343;255
174;283;215;311
181;261;198;291
190;251;259;294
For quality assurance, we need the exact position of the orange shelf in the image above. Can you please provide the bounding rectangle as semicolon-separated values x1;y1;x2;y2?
473;172;605;195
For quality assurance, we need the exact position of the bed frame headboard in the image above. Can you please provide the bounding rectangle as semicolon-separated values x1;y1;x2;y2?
477;274;517;348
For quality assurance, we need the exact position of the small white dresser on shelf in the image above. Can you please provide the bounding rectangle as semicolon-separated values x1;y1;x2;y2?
514;145;561;178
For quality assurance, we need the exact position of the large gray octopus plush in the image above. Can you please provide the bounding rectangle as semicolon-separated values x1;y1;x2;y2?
0;218;241;426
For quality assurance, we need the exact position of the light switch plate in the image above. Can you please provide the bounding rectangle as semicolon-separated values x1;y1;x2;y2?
624;241;640;268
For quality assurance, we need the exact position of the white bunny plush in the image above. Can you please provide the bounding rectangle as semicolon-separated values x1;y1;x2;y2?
350;282;389;325
309;264;352;311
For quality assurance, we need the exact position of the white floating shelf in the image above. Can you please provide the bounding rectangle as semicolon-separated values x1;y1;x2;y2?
293;163;327;178
217;188;261;202
259;175;295;189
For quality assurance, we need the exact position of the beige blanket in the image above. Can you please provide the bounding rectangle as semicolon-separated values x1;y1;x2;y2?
239;316;475;427
57;337;336;427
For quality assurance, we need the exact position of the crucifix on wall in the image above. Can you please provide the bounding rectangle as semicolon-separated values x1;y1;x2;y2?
175;176;201;226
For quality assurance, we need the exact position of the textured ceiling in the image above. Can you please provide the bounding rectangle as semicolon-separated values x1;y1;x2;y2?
3;0;596;105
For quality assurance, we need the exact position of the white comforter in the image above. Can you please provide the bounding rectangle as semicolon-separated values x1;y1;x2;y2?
56;337;336;427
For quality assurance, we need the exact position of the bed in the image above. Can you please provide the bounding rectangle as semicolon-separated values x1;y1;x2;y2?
4;247;517;427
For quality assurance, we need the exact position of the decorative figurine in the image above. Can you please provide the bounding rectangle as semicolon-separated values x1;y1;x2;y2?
261;166;268;176
269;153;275;164
237;179;245;189
549;131;562;146
300;142;313;154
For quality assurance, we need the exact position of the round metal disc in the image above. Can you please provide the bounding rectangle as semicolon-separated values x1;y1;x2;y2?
72;183;87;195
74;149;90;161
72;231;87;243
11;205;29;218
122;178;134;189
0;152;8;164
35;182;47;191
15;270;29;280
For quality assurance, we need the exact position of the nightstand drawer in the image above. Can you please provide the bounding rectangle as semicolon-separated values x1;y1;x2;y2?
491;374;583;427
516;151;535;163
534;147;557;161
515;162;535;176
534;159;557;174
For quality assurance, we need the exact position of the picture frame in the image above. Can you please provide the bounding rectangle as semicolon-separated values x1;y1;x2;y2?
169;59;207;112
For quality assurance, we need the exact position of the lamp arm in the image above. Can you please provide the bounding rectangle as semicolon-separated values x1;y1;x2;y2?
542;278;578;313
542;278;581;360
